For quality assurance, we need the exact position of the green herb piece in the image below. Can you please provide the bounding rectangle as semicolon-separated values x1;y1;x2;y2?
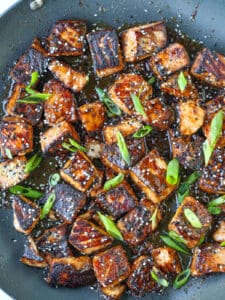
220;241;225;247
116;131;130;166
9;185;43;199
148;77;155;85
173;268;191;289
160;235;190;255
197;235;205;246
97;211;123;241
207;195;225;207
95;87;121;116
17;93;51;103
166;159;179;185
130;93;147;118
103;173;124;191
177;71;187;92
24;153;42;173
150;208;158;230
62;138;86;153
5;148;13;160
183;208;202;229
207;206;221;215
151;269;169;288
40;193;56;220
133;125;153;138
49;173;61;187
168;231;186;244
177;171;201;204
27;71;39;89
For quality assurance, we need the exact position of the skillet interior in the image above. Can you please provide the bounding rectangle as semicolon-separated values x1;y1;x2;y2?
0;0;224;299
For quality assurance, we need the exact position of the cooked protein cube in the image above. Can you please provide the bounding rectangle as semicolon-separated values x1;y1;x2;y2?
40;121;80;155
161;71;198;99
92;245;130;287
78;101;105;132
48;59;88;92
168;196;212;248
213;221;225;243
108;74;152;116
191;48;225;88
121;21;167;62
96;180;138;219
60;151;97;192
178;100;205;135
87;169;104;197
69;217;113;255
191;244;225;276
12;196;40;235
130;149;176;203
87;29;124;77
117;198;162;246
46;20;86;56
21;236;47;268
102;136;146;174
150;43;190;79
45;256;96;287
10;38;48;84
85;137;102;159
43;79;77;125
0;116;33;159
101;284;126;300
0;156;29;190
152;247;182;274
199;148;225;194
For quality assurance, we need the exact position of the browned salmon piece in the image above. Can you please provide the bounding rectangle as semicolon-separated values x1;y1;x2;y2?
36;224;72;260
21;236;47;268
199;148;225;194
10;38;48;85
87;169;104;197
121;21;167;62
0;155;29;190
101;284;126;300
0;116;33;158
130;240;153;256
150;43;190;79
96;180;138;219
45;256;96;287
78;101;105;132
117;199;162;246
40;121;80;155
69;218;113;255
93;245;130;287
168;196;212;248
213;221;225;243
102;136;146;174
43;79;77;125
12;196;40;235
191;48;225;88
85;137;103;159
60;151;98;192
178;100;205;135
152;247;182;274
108;74;152;116
161;71;198;99
168;129;204;170
87;30;124;78
130;149;176;203
46;20;86;56
191;243;225;276
48;59;88;92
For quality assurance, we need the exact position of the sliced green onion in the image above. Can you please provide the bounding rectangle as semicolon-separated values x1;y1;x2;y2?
27;71;39;89
49;173;61;187
220;241;225;247
160;235;190;255
130;93;147;118
173;268;191;289
150;208;158;230
207;206;221;215
17;93;51;103
177;71;187;92
207;195;225;207
197;235;205;246
183;208;202;229
97;211;123;241
5;148;13;160
148;77;155;85
166;158;179;185
168;231;186;244
151;269;169;287
95;87;121;116
24;153;42;174
177;171;201;204
62;139;86;153
203;140;213;167
116;131;130;166
103;173;124;191
40;193;56;220
9;185;43;199
133;125;153;138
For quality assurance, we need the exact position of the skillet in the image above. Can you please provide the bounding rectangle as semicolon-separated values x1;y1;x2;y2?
0;0;224;299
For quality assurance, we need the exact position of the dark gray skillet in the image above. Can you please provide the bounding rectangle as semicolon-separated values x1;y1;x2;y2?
0;0;224;299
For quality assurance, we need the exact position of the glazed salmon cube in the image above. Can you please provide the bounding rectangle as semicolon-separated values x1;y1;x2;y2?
168;196;212;248
101;284;126;300
0;116;33;159
48;59;88;92
46;20;86;56
43;79;77;125
152;247;182;274
78;101;105;132
87;30;124;78
87;169;104;197
121;21;167;62
213;221;225;243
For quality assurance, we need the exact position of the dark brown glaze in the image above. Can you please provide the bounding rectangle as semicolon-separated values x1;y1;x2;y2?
87;169;104;197
152;247;182;274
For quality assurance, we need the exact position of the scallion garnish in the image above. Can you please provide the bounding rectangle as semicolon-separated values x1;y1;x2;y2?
183;208;202;229
173;268;191;289
160;235;190;255
148;77;155;85
207;195;225;215
24;153;42;173
166;158;179;185
103;173;124;191
151;268;169;287
177;71;187;92
49;173;61;187
27;71;39;89
197;235;205;246
9;185;43;199
40;193;56;220
5;148;13;160
177;171;201;204
97;211;123;241
220;241;225;247
130;93;147;118
168;230;186;244
62;138;86;153
116;131;130;166
150;208;158;230
133;125;153;138
95;87;121;117
207;206;221;215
